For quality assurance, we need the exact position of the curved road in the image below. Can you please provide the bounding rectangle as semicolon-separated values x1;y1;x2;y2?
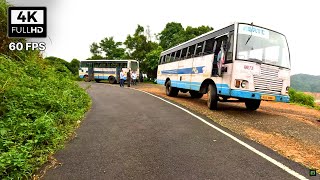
44;83;314;180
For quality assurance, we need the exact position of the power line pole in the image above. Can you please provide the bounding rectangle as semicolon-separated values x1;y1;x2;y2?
145;25;151;42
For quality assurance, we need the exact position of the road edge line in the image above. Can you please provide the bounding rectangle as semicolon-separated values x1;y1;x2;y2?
132;88;308;180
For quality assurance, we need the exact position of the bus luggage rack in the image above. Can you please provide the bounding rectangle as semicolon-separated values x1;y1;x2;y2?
254;64;283;95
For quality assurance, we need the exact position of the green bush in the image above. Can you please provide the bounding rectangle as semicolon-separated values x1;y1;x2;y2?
289;88;315;107
0;54;91;179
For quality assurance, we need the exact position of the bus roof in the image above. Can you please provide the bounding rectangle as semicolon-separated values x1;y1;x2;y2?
80;60;138;62
161;23;235;56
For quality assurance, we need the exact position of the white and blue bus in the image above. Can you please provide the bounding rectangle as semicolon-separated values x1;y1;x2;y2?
157;22;290;110
79;60;139;83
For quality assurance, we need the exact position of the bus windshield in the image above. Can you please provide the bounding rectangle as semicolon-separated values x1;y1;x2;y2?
236;24;290;69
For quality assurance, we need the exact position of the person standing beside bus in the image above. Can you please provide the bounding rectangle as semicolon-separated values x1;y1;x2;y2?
127;70;131;87
131;71;137;85
120;70;125;87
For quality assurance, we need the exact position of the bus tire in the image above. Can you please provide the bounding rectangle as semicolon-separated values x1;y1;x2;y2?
207;84;218;110
95;79;101;83
84;75;90;82
190;91;203;98
109;76;116;84
166;81;178;97
245;99;261;111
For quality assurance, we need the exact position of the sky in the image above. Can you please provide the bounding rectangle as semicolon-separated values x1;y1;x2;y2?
7;0;320;75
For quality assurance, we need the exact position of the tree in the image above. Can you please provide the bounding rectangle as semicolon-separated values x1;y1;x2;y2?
69;58;80;75
158;22;213;50
89;42;101;57
184;25;213;41
124;25;157;61
158;22;185;50
88;37;125;59
143;45;163;78
124;25;158;75
99;37;125;59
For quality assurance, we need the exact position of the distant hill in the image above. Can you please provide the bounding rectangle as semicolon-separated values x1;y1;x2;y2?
291;74;320;92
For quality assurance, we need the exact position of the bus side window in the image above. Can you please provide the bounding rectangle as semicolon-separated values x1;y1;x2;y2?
181;48;187;60
94;63;100;68
165;54;170;63
170;52;175;62
187;44;196;58
100;63;107;68
175;50;181;61
121;63;127;68
195;41;204;57
159;56;163;64
204;38;215;55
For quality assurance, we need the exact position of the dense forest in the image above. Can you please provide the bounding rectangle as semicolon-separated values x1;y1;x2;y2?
291;74;320;92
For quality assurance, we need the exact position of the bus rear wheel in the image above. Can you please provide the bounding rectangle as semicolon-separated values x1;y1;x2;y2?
84;75;90;82
166;81;178;97
109;76;116;84
190;91;203;98
207;84;218;110
245;99;261;111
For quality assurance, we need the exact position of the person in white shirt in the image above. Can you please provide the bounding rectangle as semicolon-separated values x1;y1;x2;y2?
119;70;125;87
131;71;137;85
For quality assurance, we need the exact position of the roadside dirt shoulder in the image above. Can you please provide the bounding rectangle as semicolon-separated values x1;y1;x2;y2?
133;83;320;172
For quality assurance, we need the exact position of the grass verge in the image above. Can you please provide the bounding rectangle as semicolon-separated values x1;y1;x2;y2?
0;54;91;179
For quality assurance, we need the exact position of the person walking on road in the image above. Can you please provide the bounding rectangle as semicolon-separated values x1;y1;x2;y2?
127;70;131;87
131;71;137;85
120;70;125;87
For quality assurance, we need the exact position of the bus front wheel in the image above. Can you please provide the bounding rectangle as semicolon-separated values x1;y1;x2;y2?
166;81;178;97
190;91;203;98
245;99;261;111
207;84;218;110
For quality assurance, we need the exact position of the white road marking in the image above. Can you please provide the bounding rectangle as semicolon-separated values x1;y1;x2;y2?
132;88;308;180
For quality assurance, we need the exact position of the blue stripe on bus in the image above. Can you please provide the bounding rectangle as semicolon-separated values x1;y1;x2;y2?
157;79;228;93
161;66;205;74
94;76;110;80
156;79;289;102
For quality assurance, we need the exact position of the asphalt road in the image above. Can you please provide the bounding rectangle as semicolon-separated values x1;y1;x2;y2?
44;83;315;180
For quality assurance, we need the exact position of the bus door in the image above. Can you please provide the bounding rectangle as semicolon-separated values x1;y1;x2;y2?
116;66;121;83
88;62;94;81
218;32;234;96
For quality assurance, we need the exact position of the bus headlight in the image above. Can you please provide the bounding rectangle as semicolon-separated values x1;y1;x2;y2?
241;81;247;88
286;86;290;93
241;80;248;88
235;80;249;89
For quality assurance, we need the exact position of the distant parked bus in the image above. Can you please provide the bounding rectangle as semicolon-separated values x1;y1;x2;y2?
157;22;290;110
79;60;139;83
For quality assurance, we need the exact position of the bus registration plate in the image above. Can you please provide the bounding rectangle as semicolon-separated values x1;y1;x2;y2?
261;95;276;101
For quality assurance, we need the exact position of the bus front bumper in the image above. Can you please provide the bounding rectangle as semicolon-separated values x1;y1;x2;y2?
230;90;290;103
